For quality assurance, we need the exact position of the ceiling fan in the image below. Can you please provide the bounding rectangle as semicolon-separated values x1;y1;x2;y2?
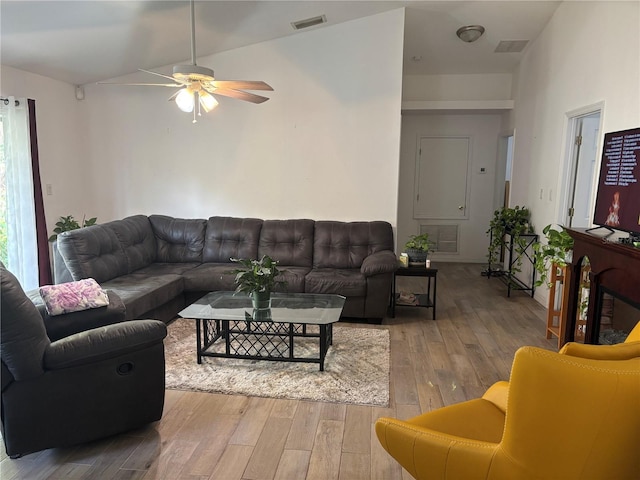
99;0;273;123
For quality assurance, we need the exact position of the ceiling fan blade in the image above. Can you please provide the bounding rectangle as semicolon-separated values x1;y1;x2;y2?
97;82;183;87
210;88;270;104
209;80;273;91
139;68;188;84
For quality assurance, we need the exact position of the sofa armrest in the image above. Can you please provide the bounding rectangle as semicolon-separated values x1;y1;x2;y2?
27;289;127;341
481;380;509;414
558;341;640;360
375;416;498;480
360;251;398;276
44;320;167;370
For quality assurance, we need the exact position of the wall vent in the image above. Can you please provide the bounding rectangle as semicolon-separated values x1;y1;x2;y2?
494;40;529;53
291;15;327;31
420;225;459;254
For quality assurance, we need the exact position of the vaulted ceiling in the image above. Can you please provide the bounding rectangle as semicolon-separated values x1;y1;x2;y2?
1;1;561;86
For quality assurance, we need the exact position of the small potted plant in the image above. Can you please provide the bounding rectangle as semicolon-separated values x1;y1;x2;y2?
533;224;574;287
404;233;431;265
230;255;285;310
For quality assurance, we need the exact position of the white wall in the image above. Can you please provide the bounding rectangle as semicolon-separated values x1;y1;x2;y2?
0;65;89;232
397;72;512;263
403;73;512;101
77;9;404;225
508;0;640;304
398;113;503;262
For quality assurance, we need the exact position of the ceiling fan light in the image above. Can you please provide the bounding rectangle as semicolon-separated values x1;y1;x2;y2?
175;88;194;112
199;91;219;113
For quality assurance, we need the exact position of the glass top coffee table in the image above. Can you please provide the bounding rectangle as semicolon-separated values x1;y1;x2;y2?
178;292;346;371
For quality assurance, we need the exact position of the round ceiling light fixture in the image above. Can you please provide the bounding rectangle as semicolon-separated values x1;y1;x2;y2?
456;25;485;43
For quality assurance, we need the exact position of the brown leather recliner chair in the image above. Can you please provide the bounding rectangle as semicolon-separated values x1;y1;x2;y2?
0;265;168;458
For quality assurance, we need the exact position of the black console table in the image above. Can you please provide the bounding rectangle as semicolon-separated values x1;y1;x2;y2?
391;265;437;319
485;229;538;297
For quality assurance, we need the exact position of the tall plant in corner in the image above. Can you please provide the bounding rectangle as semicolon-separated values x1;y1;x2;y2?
48;215;97;242
533;224;574;287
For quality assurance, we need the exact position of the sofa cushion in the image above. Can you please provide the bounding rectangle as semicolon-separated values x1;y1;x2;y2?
106;215;157;272
102;274;184;320
134;262;200;276
313;221;394;269
183;263;308;294
258;219;314;267
149;215;207;263
203;217;262;263
183;263;238;292
305;268;366;297
275;266;309;293
57;225;128;283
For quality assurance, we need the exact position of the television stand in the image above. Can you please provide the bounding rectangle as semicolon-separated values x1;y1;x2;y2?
564;228;640;345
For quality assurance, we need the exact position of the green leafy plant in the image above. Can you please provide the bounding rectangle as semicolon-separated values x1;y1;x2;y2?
48;215;97;242
486;206;531;271
230;255;286;294
404;233;432;264
533;224;574;287
404;233;431;252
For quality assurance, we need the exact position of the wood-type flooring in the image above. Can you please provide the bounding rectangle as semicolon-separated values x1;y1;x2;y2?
0;262;557;480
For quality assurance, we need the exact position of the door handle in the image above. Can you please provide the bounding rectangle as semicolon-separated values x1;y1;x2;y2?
458;205;464;210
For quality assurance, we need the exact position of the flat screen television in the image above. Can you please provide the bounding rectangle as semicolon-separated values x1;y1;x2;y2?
591;127;640;237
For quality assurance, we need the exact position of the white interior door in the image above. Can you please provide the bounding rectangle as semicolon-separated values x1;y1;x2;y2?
566;111;601;227
414;137;469;219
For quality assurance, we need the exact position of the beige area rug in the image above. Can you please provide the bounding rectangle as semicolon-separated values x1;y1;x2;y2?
164;318;390;406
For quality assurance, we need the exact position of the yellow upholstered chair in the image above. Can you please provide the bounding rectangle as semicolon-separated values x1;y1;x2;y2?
375;342;640;480
627;321;640;342
558;320;640;360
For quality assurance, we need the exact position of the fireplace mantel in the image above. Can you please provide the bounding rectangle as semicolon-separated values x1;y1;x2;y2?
564;228;640;344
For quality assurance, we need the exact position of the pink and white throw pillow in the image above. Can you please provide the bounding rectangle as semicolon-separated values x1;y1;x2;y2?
39;278;109;316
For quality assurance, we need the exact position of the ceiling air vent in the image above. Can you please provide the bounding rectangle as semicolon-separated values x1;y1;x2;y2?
291;15;327;31
494;40;529;53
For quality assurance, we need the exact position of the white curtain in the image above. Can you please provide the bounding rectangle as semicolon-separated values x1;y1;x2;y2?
1;96;39;290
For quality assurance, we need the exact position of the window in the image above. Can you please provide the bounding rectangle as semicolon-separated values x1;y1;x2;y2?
0;97;40;289
0;115;7;265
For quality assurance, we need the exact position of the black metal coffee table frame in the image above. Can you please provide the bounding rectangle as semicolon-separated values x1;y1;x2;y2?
180;292;345;372
196;317;334;371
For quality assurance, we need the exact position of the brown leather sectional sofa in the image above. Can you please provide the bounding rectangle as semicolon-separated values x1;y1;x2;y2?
54;215;398;322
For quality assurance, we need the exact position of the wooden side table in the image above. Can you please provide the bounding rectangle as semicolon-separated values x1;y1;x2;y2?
545;263;571;349
391;265;438;319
